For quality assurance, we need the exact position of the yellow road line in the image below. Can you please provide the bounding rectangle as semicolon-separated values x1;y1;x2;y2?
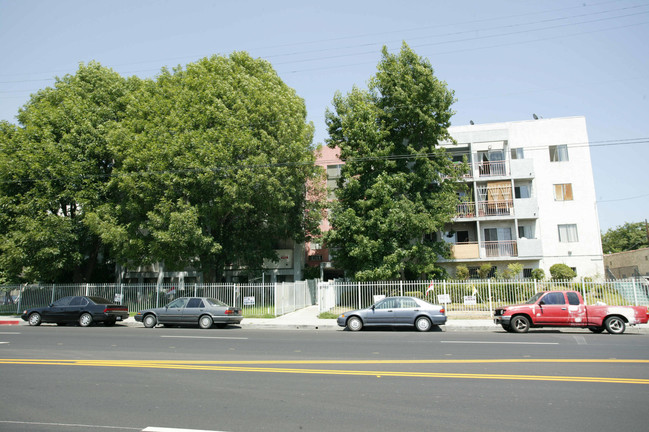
1;358;648;384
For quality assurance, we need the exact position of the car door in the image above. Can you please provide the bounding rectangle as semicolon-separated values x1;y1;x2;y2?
367;298;399;325
566;291;587;326
64;296;85;322
181;298;205;324
43;297;73;323
395;297;419;324
159;298;188;324
536;292;570;324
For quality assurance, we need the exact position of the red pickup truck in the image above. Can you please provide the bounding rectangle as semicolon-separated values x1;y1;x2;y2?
493;290;649;334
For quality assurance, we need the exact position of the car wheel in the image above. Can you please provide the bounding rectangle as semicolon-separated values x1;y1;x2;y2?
199;315;213;329
143;314;157;328
510;315;530;333
604;316;625;334
347;316;363;331
415;316;432;332
28;312;42;326
588;326;605;333
104;319;117;327
79;313;93;327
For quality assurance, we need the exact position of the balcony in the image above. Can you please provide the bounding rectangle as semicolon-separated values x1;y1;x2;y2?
475;160;508;178
449;241;519;259
451;242;480;259
477;200;513;217
483;240;518;257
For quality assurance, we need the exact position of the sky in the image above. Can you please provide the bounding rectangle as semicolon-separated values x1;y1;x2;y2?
0;0;647;232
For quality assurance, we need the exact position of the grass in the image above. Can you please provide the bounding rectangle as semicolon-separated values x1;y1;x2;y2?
318;311;339;319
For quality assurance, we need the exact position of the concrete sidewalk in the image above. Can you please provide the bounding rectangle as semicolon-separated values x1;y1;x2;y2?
2;306;647;333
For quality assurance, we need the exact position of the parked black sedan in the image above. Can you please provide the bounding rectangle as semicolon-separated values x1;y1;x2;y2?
135;297;243;329
22;296;129;327
337;296;447;332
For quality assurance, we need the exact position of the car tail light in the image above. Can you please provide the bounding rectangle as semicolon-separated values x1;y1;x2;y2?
440;308;445;314
225;308;236;315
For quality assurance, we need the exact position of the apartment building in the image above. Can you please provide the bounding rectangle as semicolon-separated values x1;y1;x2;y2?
314;116;605;279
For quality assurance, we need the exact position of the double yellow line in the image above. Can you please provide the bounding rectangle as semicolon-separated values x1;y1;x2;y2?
1;358;648;385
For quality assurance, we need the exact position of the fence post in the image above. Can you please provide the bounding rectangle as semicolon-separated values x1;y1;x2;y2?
632;278;638;306
581;277;586;304
16;284;25;315
534;279;538;294
155;283;159;308
488;279;493;317
400;280;403;296
51;284;56;305
358;281;361;309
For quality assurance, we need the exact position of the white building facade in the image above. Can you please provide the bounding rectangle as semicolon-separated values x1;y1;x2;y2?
439;116;604;278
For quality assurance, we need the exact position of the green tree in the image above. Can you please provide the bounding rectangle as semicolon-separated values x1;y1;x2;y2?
531;268;545;280
455;265;470;280
324;43;458;281
89;53;321;281
0;63;135;282
550;263;576;280
601;221;649;254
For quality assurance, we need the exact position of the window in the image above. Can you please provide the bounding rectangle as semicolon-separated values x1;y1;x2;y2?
401;298;418;308
70;297;83;306
186;298;204;308
549;145;569;162
567;292;580;306
542;292;565;305
523;268;533;278
511;148;524;159
376;298;398;309
52;297;73;307
515;185;530;199
518;225;534;239
558;224;579;242
456;231;469;243
554;184;573;201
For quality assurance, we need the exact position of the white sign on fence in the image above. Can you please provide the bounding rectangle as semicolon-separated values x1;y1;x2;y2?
463;295;477;305
243;296;255;306
113;293;122;303
438;294;451;304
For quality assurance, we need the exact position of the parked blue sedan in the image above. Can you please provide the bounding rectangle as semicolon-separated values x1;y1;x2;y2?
337;296;447;332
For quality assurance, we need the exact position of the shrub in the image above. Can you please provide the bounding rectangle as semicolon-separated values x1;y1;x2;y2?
550;264;576;280
531;268;545;280
455;265;470;280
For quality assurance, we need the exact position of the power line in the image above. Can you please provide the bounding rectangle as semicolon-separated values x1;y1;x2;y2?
1;136;646;185
0;4;646;84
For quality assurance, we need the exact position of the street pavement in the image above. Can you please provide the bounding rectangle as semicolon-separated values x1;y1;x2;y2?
2;305;648;332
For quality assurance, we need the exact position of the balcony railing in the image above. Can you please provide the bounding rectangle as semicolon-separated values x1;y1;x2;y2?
477;200;514;217
456;200;514;218
483;240;518;257
476;160;508;177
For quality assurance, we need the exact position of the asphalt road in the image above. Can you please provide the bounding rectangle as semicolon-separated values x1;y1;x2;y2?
1;325;648;432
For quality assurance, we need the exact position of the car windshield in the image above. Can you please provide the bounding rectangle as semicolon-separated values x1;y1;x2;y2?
86;296;112;305
205;298;227;307
525;292;545;304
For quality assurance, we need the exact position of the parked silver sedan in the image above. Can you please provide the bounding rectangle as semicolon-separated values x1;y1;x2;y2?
337;296;447;332
135;297;243;329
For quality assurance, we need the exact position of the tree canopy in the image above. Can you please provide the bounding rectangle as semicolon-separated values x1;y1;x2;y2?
0;63;134;282
601;221;649;254
324;43;459;281
0;54;321;283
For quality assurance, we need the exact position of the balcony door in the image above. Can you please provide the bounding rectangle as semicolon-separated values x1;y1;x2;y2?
484;227;514;257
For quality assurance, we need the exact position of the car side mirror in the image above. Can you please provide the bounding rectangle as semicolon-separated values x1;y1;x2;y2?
371;305;376;310
49;303;53;307
539;301;545;306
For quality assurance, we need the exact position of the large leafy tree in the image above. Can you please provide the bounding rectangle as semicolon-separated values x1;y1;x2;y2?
88;52;321;281
324;43;460;281
601;221;649;254
0;63;135;282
